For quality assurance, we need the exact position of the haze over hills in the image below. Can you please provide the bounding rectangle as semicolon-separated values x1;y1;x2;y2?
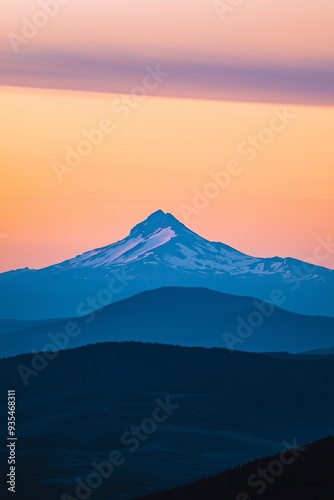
1;287;334;358
1;210;333;320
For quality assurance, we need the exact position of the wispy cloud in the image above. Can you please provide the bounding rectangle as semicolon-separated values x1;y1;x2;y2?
1;48;334;105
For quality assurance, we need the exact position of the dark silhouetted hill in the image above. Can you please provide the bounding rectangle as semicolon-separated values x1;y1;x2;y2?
139;436;334;499
1;341;334;498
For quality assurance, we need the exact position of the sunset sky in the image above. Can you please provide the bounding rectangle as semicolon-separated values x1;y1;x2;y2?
0;0;333;271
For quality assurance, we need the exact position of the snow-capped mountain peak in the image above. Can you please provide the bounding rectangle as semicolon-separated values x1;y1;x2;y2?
55;210;181;270
53;209;284;276
1;209;333;319
48;209;327;282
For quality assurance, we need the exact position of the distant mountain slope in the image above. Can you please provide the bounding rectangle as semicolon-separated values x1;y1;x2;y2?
262;350;334;361
0;318;37;335
1;341;334;499
1;287;334;357
139;436;334;500
1;210;333;319
302;346;334;355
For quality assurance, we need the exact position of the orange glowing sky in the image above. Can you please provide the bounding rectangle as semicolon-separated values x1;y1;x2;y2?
0;0;333;271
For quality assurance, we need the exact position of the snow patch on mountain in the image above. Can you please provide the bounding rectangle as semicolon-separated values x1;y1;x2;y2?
55;227;177;269
114;227;177;263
